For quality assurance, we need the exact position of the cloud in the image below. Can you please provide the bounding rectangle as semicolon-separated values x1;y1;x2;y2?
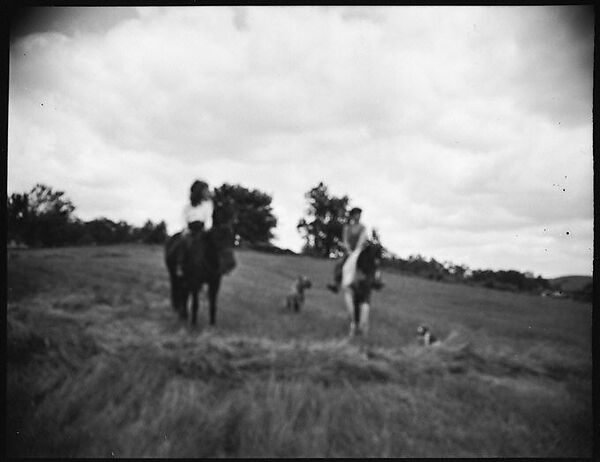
8;6;593;278
231;6;249;31
10;6;140;41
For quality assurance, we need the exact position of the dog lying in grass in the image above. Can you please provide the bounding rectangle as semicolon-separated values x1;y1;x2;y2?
286;276;312;312
417;325;440;346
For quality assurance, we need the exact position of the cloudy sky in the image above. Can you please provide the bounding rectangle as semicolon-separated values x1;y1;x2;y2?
8;6;593;278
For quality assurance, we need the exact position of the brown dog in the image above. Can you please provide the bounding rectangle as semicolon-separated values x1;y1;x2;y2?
286;276;312;312
417;325;440;346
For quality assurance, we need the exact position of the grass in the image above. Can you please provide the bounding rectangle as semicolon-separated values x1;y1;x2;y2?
6;244;593;457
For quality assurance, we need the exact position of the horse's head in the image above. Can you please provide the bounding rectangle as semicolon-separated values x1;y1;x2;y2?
352;241;383;305
356;241;383;278
212;197;236;249
213;198;235;227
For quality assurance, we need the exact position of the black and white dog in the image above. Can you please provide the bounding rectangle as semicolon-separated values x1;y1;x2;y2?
285;276;312;312
417;325;440;346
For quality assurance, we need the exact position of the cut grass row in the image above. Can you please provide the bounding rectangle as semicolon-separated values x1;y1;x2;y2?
6;245;593;457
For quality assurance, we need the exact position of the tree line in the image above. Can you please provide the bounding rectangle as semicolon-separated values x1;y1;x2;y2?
7;181;589;301
7;184;169;247
380;254;552;293
7;183;278;248
295;182;590;302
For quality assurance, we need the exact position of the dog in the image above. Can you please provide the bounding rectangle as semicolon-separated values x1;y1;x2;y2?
285;275;312;312
417;325;440;346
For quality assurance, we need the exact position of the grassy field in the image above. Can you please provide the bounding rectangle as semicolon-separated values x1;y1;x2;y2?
6;244;593;457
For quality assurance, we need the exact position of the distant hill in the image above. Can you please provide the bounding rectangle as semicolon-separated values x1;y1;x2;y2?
548;275;592;292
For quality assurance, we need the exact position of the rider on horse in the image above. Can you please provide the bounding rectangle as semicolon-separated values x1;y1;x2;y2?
326;207;384;336
175;180;214;278
327;207;383;294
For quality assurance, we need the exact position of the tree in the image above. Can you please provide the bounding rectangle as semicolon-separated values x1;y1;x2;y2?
114;220;135;243
28;184;76;217
213;183;277;244
448;263;469;280
297;182;349;257
84;218;121;244
136;220;168;244
7;192;31;243
7;183;174;247
7;184;76;247
149;221;168;244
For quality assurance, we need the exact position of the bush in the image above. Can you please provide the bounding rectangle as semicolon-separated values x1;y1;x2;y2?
248;241;296;255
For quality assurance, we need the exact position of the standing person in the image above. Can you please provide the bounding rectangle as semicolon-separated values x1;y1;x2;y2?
175;180;214;277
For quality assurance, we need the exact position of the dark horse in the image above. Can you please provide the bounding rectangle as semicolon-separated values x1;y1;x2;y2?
164;206;235;327
348;241;383;336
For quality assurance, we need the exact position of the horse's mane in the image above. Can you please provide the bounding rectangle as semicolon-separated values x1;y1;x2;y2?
356;241;382;277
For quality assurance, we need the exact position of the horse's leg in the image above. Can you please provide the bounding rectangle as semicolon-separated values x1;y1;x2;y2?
180;289;189;321
342;287;356;336
191;289;199;326
354;297;362;335
358;302;370;336
208;277;221;326
169;273;179;312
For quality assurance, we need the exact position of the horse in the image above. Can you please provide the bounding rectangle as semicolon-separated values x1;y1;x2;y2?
347;241;383;337
164;205;236;327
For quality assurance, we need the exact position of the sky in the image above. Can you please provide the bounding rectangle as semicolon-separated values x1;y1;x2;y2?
8;6;594;279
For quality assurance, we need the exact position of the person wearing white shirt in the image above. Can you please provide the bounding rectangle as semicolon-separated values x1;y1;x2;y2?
176;180;214;277
183;197;213;232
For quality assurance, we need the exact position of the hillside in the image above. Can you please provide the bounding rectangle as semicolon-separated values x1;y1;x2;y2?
6;245;593;457
548;275;593;292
